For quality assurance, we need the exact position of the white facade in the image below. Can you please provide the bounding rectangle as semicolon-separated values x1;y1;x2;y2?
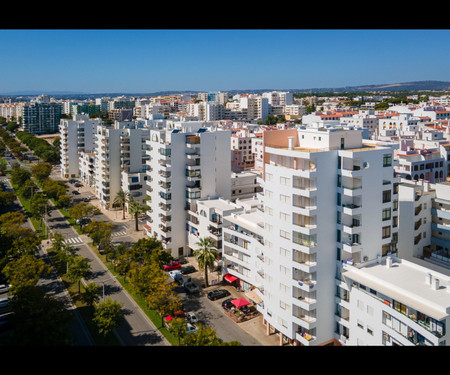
257;127;399;346
144;122;231;257
59;114;100;179
342;256;450;346
94;121;149;208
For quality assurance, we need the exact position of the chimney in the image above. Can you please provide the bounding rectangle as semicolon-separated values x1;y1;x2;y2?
432;277;440;290
426;273;432;285
386;256;392;268
288;136;295;150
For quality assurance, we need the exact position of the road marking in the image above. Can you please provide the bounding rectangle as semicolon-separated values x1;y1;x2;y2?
111;230;127;237
63;236;83;244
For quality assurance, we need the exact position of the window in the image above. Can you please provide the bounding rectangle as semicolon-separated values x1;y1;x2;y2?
383;154;392;167
382;208;391;221
382;190;391;203
382;226;391;239
280;176;290;186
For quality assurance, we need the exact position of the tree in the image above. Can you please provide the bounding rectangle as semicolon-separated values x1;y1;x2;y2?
10;166;31;186
69;202;96;229
0;191;16;211
6;285;74;345
82;220;114;247
82;282;101;307
127;199;148;231
29;192;49;229
144;262;182;328
170;317;187;345
42;178;67;200
113;189;129;220
56;194;71;209
93;298;124;337
182;324;241;346
193;237;219;288
31;161;52;183
67;255;92;293
18;180;37;200
2;254;51;293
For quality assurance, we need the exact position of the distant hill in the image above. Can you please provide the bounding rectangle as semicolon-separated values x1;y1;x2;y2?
1;81;450;98
291;80;450;94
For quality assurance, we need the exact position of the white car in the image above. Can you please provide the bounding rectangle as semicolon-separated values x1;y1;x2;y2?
186;312;198;324
169;270;182;280
186;323;198;333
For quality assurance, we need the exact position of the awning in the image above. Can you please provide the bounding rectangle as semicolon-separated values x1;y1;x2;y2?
144;225;151;232
231;297;250;308
164;315;173;322
224;274;238;283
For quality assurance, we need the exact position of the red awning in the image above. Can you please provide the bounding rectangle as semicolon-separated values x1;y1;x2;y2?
224;274;238;283
231;298;250;308
143;225;151;232
164;315;173;322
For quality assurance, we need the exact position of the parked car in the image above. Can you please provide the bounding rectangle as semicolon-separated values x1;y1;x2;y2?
164;262;182;271
169;270;182;280
76;217;91;225
74;182;83;187
186;312;198;324
207;289;230;301
184;282;199;294
186;323;198;333
173;257;188;265
181;265;196;275
221;297;235;311
72;190;80;195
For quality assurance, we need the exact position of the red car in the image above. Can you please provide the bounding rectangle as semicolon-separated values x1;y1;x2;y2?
164;262;182;271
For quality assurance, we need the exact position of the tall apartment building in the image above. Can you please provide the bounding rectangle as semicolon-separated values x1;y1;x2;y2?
144;122;231;258
398;181;450;274
255;127;399;345
59;114;100;179
94;121;150;209
22;102;62;134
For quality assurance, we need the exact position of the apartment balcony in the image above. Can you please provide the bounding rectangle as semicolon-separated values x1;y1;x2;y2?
292;233;317;254
159;203;172;213
186;152;200;160
296;329;316;346
342;223;361;235
341;241;363;254
342;203;362;216
340;165;363;178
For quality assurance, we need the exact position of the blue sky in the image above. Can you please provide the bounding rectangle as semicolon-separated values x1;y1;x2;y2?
1;29;449;94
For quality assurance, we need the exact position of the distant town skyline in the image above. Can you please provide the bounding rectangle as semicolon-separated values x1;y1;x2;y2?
1;29;449;94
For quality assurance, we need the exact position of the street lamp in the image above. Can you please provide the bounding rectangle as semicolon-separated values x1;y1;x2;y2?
99;275;117;300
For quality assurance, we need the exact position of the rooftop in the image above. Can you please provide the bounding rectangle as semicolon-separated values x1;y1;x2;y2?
343;257;450;320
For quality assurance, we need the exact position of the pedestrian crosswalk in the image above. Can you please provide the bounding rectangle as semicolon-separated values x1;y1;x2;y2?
111;230;127;238
60;229;128;245
63;236;83;245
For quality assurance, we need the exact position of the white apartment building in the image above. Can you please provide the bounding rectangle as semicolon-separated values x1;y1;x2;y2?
187;196;243;256
398;181;450;274
341;255;450;346
144;122;231;258
0;102;24;121
256;127;399;346
59;114;100;179
94;121;149;209
262;91;294;106
221;197;265;297
230;170;262;201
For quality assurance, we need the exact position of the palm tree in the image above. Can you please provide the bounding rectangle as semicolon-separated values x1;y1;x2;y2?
127;199;149;231
193;237;219;288
113;189;129;220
